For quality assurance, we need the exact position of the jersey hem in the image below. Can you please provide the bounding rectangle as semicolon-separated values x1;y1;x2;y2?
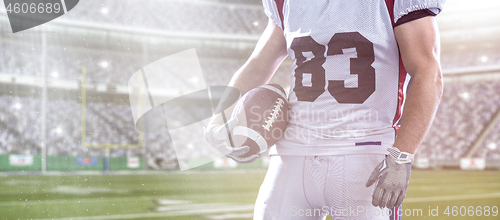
268;144;389;156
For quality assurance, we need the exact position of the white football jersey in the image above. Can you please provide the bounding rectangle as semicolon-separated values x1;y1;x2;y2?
264;0;445;156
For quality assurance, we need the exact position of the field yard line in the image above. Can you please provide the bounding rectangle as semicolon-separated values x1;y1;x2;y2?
204;213;254;220
153;199;190;205
0;169;266;177
404;192;500;203
411;182;500;190
0;196;158;207
154;203;233;212
167;204;254;215
33;204;255;220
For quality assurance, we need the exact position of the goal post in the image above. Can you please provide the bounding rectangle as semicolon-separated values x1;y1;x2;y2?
81;65;143;172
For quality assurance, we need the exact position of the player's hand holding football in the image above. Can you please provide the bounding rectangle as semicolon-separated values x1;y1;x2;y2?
205;117;261;163
366;147;414;209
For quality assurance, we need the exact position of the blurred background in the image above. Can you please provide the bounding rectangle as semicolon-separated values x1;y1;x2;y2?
0;0;499;219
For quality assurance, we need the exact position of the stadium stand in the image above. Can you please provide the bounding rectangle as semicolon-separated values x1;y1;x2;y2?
61;0;262;34
0;0;499;168
2;77;499;160
418;79;500;160
441;50;500;69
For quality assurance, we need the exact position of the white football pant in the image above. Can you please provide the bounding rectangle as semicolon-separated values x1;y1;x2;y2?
254;154;400;220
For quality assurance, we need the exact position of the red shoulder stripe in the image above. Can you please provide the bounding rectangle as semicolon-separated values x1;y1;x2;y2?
385;0;395;26
274;0;285;29
385;0;406;137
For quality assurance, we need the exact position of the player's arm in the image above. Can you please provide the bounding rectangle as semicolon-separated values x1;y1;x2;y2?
366;15;443;209
393;16;443;154
229;19;288;100
208;19;287;127
205;19;287;162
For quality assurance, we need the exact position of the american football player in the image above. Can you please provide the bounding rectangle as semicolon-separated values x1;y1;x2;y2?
206;0;445;219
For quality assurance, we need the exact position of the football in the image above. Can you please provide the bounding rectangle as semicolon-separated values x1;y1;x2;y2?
230;84;289;158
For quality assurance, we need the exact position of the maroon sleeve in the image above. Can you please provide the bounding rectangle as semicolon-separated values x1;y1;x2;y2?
394;9;437;27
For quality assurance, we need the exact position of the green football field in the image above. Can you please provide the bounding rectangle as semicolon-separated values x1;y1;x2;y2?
0;169;499;220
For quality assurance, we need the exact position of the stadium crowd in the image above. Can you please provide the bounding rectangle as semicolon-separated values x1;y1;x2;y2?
0;78;499;160
62;0;267;35
418;80;500;160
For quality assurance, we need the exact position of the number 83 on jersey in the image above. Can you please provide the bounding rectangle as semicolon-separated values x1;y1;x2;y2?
291;32;376;104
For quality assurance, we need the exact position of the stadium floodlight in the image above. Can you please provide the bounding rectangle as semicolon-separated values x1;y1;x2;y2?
52;71;59;78
100;8;109;15
100;61;109;68
12;103;22;110
480;56;488;63
460;92;470;100
190;76;199;83
487;143;497;150
55;127;63;135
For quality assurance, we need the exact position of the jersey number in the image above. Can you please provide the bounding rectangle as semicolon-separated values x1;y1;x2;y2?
291;32;375;104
